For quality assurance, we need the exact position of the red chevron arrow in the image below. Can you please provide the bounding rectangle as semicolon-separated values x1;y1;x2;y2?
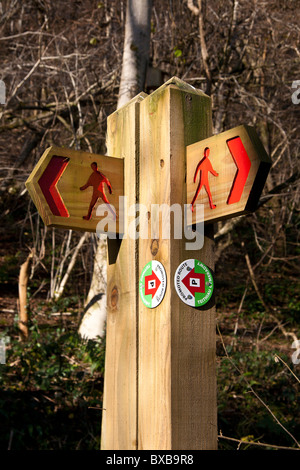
38;155;69;217
226;137;251;205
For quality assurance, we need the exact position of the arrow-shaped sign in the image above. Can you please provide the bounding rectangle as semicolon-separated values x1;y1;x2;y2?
25;146;124;233
186;125;271;225
38;155;70;217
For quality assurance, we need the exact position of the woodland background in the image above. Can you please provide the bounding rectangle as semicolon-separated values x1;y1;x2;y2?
0;0;299;450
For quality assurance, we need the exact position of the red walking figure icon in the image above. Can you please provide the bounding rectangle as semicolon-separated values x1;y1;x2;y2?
80;162;116;220
191;147;219;211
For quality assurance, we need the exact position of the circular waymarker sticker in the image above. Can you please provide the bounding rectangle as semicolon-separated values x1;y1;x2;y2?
139;260;167;309
174;259;214;307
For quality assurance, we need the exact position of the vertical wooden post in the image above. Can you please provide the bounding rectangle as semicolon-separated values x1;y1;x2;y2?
138;78;217;449
101;93;147;450
101;77;217;451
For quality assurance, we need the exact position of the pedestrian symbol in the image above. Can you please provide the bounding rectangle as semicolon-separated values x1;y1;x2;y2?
191;147;219;211
80;162;116;220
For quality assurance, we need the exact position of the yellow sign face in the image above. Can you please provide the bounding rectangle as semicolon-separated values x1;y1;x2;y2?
25;146;124;233
186;125;271;225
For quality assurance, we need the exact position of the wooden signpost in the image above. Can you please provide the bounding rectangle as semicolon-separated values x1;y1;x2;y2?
26;77;271;451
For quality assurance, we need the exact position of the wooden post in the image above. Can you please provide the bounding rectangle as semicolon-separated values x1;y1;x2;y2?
101;93;147;450
138;78;217;449
101;77;217;450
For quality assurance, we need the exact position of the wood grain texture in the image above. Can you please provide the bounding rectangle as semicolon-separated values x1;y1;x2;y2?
25;147;124;233
138;77;217;450
186;125;271;224
101;93;147;450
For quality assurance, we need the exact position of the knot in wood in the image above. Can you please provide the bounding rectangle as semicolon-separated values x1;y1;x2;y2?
150;239;159;256
110;286;119;310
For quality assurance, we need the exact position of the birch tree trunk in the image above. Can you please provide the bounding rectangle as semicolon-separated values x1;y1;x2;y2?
79;0;152;340
78;236;108;340
118;0;152;108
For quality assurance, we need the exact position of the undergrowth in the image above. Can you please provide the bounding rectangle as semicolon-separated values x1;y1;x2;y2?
0;317;105;450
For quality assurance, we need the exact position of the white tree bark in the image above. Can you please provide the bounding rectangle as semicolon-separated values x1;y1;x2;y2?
78;236;107;340
79;0;152;340
118;0;152;108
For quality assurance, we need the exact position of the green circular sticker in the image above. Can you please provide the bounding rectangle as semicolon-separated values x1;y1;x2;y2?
139;260;167;309
174;259;214;307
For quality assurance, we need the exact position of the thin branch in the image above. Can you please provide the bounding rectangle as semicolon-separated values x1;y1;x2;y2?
217;323;300;449
186;0;199;15
243;242;269;312
0;31;57;41
197;0;211;93
257;171;300;208
248;387;300;449
8;57;42;103
53;232;88;300
242;242;299;349
274;354;300;384
218;433;300;451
